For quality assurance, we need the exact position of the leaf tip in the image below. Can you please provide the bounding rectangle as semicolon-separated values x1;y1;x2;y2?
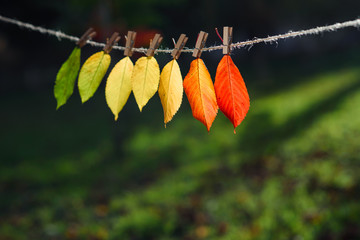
56;103;62;110
206;125;211;132
114;115;118;121
80;96;89;104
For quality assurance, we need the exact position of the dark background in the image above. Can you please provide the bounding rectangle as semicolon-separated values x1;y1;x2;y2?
1;0;360;239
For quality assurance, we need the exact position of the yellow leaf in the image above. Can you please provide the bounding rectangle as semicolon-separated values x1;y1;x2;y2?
78;51;111;103
159;59;183;126
131;56;160;111
105;56;134;120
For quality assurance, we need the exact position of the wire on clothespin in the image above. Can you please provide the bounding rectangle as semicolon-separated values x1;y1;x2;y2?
192;31;208;58
171;34;188;59
103;32;121;54
124;31;137;56
146;34;163;57
222;26;233;54
76;28;97;48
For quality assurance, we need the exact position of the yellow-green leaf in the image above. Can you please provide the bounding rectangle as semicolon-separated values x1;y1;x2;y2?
105;56;134;120
159;59;183;126
78;51;111;103
131;56;160;111
54;47;81;109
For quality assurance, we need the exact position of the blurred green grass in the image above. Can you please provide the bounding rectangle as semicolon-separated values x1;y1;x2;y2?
1;50;360;240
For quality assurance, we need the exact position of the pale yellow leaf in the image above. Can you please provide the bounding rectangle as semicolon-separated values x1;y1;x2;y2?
131;56;160;111
159;59;183;126
78;51;111;103
105;56;134;120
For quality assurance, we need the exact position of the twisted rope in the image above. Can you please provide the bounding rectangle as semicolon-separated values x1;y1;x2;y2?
1;14;359;54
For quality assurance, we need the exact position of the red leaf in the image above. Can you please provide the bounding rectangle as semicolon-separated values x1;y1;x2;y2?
214;55;250;132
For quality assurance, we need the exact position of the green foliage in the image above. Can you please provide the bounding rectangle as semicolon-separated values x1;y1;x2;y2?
54;47;81;109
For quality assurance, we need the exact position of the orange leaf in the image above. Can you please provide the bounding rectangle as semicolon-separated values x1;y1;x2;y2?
214;55;250;132
183;58;218;131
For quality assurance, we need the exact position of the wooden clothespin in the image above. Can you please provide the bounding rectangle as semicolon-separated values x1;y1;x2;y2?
146;33;163;57
171;34;188;59
76;28;97;48
222;26;233;54
103;32;121;54
192;31;208;58
124;31;137;57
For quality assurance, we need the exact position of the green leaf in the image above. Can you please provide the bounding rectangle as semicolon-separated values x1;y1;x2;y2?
54;47;81;109
78;51;111;103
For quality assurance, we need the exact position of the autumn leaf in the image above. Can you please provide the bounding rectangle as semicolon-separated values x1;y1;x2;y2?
54;47;81;109
78;51;111;103
183;58;218;131
159;59;183;126
131;56;160;111
214;55;250;132
105;56;134;120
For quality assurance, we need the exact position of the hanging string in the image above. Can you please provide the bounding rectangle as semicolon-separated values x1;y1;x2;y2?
0;14;359;54
215;28;223;43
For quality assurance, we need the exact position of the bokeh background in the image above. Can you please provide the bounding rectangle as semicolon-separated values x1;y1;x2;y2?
1;0;360;239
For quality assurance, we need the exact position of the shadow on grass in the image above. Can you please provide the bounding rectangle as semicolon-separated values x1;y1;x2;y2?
239;76;360;157
196;74;360;198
